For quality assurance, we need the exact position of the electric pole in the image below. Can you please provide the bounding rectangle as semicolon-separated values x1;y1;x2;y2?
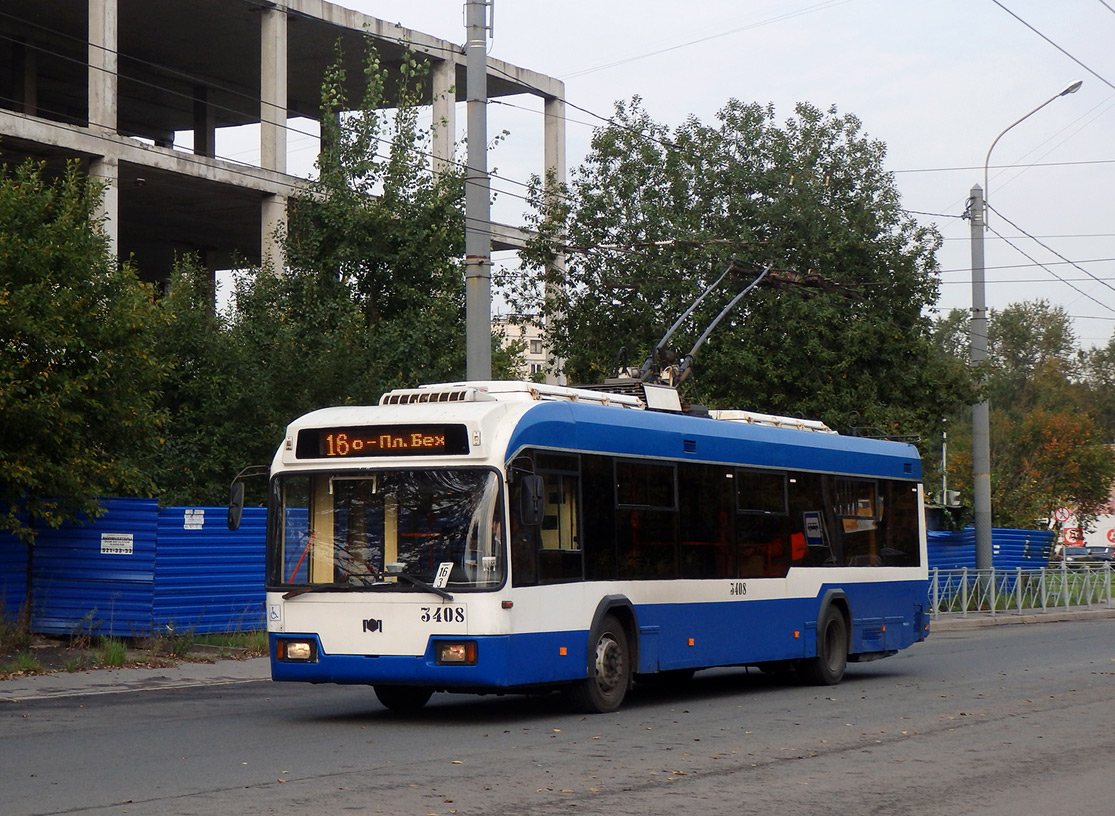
464;1;493;380
969;184;992;570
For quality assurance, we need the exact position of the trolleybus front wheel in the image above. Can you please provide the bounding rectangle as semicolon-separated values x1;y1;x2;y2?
374;684;434;711
568;614;631;713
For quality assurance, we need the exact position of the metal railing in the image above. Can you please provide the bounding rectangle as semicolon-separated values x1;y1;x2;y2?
929;563;1114;618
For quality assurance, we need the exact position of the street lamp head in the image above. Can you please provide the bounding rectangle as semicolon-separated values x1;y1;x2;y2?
983;79;1085;220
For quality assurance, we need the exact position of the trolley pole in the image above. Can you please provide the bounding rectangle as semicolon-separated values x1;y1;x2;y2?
464;0;492;380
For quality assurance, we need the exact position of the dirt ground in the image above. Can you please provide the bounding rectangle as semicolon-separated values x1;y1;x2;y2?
0;634;261;680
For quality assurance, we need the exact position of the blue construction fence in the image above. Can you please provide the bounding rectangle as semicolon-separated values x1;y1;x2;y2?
0;498;266;637
928;527;1056;571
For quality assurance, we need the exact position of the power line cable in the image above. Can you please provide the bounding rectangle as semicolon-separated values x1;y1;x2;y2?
985;220;1115;315
894;157;1115;174
937;257;1115;275
991;0;1115;92
558;0;857;80
988;203;1115;298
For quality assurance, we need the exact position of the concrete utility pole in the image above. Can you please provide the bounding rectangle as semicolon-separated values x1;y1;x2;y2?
972;79;1082;571
968;183;992;570
464;0;493;380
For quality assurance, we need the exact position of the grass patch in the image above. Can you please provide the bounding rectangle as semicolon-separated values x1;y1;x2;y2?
0;652;43;675
192;630;268;654
95;637;129;667
61;655;92;672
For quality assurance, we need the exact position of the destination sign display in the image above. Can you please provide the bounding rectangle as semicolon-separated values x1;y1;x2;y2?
295;424;470;459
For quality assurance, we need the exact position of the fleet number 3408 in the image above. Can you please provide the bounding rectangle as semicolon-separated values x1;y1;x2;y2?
421;607;465;623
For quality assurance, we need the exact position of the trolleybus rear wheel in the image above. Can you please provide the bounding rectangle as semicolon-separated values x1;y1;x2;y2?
797;605;848;686
568;614;631;713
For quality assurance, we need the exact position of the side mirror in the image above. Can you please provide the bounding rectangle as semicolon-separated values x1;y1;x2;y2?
228;481;245;531
519;474;545;527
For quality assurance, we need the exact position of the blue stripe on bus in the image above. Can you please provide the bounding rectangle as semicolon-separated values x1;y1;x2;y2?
504;401;922;481
271;580;927;688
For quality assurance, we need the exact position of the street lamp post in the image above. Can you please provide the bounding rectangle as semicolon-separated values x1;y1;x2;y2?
970;79;1082;571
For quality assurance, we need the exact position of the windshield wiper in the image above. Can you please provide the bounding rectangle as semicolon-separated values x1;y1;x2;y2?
391;571;455;601
281;582;349;599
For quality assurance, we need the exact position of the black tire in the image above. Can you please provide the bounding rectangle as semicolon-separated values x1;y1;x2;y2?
568;614;631;713
797;605;848;686
374;684;433;711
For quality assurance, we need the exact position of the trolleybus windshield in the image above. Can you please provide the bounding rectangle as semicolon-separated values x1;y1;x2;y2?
269;469;505;591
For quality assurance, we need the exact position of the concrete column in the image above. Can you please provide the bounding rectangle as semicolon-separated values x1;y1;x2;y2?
261;194;287;273
260;5;288;271
88;0;117;133
542;95;567;385
543;96;566;191
193;86;216;157
260;5;287;174
431;58;456;176
12;39;37;114
89;156;119;254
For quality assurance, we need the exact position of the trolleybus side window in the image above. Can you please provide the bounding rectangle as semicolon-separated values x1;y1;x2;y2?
834;478;881;565
678;463;734;579
787;472;838;567
509;452;585;586
538;453;583;584
736;469;791;578
581;454;617;580
879;480;921;566
615;459;679;580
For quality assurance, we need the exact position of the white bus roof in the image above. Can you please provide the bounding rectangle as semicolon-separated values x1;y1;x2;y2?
379;380;835;433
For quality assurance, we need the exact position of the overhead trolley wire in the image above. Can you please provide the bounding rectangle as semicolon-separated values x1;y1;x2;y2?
992;0;1115;93
988;203;1115;301
985;222;1115;317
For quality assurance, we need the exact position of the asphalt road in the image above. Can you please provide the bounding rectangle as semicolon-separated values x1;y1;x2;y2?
3;616;1115;816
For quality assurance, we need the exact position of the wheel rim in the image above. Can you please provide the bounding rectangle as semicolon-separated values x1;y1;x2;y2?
593;632;625;695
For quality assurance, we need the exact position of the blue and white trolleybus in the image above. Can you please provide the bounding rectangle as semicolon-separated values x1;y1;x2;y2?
253;380;929;712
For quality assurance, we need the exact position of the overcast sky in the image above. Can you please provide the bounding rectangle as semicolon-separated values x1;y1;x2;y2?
325;1;1115;347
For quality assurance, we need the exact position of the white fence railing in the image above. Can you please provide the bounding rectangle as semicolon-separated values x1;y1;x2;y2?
929;563;1115;618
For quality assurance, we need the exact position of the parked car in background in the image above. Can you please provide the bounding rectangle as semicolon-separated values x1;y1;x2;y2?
1058;546;1090;562
1055;545;1114;565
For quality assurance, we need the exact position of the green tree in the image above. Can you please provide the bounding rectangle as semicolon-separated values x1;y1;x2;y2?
933;302;1115;529
514;98;966;439
148;42;472;505
0;160;164;542
150;258;270;506
281;42;466;389
1077;334;1115;442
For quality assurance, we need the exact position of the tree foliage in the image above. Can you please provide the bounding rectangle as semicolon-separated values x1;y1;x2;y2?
513;98;967;439
0;160;164;542
149;42;477;506
932;301;1115;529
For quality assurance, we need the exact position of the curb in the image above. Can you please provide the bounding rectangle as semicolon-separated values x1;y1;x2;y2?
0;656;271;703
930;606;1115;632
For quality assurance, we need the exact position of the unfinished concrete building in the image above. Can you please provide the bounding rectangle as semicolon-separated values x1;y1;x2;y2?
0;0;565;281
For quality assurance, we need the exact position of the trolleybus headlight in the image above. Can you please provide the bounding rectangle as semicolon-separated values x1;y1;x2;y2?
436;641;477;665
278;639;317;662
